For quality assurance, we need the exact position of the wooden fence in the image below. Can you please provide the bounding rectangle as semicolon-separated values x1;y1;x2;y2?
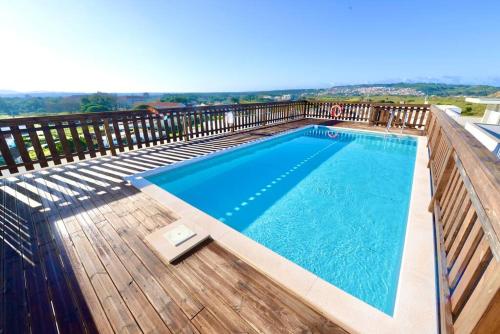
0;101;306;175
426;105;500;334
305;100;429;129
0;100;429;175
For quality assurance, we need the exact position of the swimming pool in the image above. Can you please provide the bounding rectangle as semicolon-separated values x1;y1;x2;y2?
146;126;417;315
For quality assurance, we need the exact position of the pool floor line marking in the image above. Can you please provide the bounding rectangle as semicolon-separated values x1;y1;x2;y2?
212;138;341;225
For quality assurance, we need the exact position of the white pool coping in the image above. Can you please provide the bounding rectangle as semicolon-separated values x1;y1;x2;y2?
125;125;437;334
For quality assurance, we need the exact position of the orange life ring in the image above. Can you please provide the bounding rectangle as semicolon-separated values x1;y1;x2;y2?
330;104;343;118
327;131;338;139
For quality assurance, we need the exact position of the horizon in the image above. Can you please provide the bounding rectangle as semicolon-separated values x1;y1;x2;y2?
1;0;499;92
1;80;500;96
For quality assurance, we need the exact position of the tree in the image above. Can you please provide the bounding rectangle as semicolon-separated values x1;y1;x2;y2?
0;98;8;114
134;104;150;110
80;92;118;112
160;94;189;104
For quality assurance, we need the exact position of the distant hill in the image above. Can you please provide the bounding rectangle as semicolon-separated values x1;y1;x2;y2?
1;83;499;118
2;83;498;98
326;83;500;97
0;91;84;98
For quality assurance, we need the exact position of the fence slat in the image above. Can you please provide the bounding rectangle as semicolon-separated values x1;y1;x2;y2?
155;114;165;144
55;122;74;162
168;111;177;142
122;117;134;150
80;119;96;158
10;125;34;170
175;112;183;141
41;122;61;164
163;113;172;143
427;107;500;334
112;117;124;152
26;123;48;168
91;119;106;156
68;121;85;160
103;119;116;156
148;114;157;145
198;110;205;136
453;258;499;334
140;116;150;146
0;127;18;173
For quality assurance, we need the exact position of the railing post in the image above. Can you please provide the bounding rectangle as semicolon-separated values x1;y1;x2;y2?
368;105;377;126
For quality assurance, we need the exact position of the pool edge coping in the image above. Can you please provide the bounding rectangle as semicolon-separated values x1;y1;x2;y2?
125;125;437;334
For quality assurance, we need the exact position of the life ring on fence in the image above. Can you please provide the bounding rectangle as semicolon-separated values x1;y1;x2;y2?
330;104;343;118
327;131;338;139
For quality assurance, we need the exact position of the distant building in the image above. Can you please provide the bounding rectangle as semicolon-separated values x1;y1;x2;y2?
275;94;292;101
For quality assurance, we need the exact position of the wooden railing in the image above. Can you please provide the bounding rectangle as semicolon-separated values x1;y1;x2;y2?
0;100;430;175
305;100;429;129
426;105;500;334
0;101;306;175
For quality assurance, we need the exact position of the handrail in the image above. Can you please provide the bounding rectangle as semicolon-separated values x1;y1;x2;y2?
426;105;500;334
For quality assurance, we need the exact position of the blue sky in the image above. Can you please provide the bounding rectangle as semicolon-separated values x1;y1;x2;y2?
0;0;499;92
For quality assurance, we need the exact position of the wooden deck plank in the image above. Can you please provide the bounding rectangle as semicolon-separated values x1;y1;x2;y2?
71;211;171;334
185;251;295;333
191;307;233;334
173;259;259;334
202;242;345;333
37;171;141;334
27;172;111;334
111;214;204;319
69;167;204;322
19;175;60;334
0;119;351;334
2;179;30;334
99;216;198;334
53;167;173;333
71;228;142;334
63;160;199;333
28;172;92;334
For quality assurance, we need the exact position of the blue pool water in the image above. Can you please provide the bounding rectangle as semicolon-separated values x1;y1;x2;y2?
147;126;417;314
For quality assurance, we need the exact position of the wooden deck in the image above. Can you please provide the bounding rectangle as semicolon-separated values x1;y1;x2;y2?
0;119;418;334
